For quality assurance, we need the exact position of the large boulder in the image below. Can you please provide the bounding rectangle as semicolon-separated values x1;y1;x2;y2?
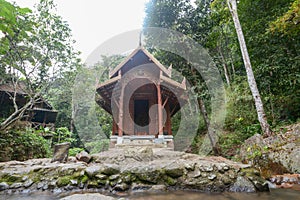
76;151;91;163
51;142;70;163
239;123;300;175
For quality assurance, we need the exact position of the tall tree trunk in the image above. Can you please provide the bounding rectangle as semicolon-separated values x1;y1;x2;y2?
227;0;272;137
218;47;231;86
191;68;220;155
198;98;210;130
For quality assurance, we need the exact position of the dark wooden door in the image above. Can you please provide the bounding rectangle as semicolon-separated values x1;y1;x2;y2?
134;100;149;135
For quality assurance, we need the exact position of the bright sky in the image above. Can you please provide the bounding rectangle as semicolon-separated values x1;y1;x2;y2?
13;0;149;61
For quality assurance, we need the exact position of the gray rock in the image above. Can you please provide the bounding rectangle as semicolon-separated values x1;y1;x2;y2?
124;147;154;162
86;181;98;188
208;174;217;180
150;185;167;192
251;180;269;192
134;166;161;184
131;183;152;191
37;181;45;189
51;142;70;163
229;176;256;192
95;174;107;180
10;182;23;189
48;180;57;189
187;168;201;178
199;165;214;172
217;163;230;173
0;182;9;191
164;162;184;178
0;146;269;194
85;165;102;177
109;174;120;180
53;188;63;194
289;148;300;173
102;164;120;175
78;182;85;189
76;151;91;163
70;179;78;186
42;183;49;190
114;183;129;191
22;176;29;181
60;193;116;200
24;179;33;188
239;125;300;174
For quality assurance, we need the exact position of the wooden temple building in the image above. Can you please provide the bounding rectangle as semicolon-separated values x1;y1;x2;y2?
96;46;187;148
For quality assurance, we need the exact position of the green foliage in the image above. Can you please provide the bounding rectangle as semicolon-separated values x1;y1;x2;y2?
219;79;263;157
52;127;75;144
69;147;84;157
0;0;32;37
244;144;269;167
219;125;260;159
0;0;82;130
85;140;109;154
57;176;72;187
225;79;258;131
269;0;300;36
0;127;51;161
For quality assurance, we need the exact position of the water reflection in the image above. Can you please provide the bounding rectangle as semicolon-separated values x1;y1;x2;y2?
2;189;300;200
129;189;300;200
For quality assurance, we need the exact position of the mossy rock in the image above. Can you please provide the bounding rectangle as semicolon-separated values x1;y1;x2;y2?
164;167;184;178
122;173;135;183
163;175;177;186
101;164;120;175
80;175;89;184
239;168;269;192
240;168;260;177
0;174;23;185
58;168;76;176
87;180;99;188
97;179;108;185
136;172;160;184
57;176;72;187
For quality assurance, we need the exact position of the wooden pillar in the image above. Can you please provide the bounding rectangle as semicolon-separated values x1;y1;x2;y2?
157;82;163;136
118;85;124;137
166;104;172;135
112;120;117;135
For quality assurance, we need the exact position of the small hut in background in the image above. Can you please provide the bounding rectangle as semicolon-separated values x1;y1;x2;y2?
0;83;57;130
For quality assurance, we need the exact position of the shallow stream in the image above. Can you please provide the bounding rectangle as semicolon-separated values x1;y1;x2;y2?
3;189;300;200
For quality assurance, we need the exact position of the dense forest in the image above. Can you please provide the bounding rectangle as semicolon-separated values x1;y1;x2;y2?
0;0;299;160
143;0;299;156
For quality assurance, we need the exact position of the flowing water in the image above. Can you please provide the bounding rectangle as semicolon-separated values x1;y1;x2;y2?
2;189;300;200
129;189;300;200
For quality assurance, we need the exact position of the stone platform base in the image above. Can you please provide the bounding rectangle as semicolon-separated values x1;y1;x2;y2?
109;135;174;150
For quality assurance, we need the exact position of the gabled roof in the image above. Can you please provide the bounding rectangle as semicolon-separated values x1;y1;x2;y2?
109;47;172;78
0;82;27;95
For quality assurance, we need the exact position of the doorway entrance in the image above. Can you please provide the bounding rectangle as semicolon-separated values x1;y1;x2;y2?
134;100;149;135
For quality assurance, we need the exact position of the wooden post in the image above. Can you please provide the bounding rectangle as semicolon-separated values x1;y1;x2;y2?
112;120;117;135
118;84;124;137
157;82;163;136
166;104;172;135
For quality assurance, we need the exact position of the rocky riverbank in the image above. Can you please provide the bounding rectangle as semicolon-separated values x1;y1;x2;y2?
238;123;300;188
0;147;269;196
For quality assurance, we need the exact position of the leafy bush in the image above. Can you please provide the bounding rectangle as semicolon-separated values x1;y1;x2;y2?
52;127;75;145
217;80;264;158
0;128;51;161
69;147;84;157
85;139;109;154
